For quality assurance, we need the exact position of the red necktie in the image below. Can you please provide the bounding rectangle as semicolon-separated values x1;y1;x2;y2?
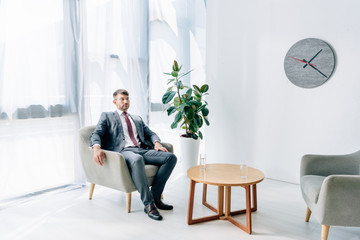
123;112;139;147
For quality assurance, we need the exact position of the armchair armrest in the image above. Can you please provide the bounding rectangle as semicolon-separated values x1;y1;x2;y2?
82;149;136;193
316;175;360;226
300;150;360;177
161;142;174;153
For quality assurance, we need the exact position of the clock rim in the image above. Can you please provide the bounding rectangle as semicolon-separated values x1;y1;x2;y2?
284;38;336;88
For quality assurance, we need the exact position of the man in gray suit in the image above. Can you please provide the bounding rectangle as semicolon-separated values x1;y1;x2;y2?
90;89;177;221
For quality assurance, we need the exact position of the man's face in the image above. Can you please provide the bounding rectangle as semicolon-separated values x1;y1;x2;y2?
113;94;130;112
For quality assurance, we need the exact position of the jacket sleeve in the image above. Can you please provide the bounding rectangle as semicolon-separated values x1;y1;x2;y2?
90;112;108;147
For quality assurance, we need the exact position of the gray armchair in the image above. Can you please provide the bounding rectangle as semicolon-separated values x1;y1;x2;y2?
79;125;173;213
300;150;360;240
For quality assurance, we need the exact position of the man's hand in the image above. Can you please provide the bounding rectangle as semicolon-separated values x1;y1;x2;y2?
154;142;168;152
93;145;106;166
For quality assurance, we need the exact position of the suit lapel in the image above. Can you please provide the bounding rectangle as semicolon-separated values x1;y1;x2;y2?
113;111;124;135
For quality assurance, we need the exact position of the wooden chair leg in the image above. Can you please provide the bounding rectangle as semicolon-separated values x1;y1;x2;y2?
126;192;131;213
321;225;330;240
89;183;95;200
305;207;311;222
161;194;164;199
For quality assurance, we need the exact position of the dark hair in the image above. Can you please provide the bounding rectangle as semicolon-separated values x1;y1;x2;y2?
113;89;129;99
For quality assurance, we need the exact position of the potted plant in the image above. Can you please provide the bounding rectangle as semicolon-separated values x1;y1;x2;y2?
162;60;209;170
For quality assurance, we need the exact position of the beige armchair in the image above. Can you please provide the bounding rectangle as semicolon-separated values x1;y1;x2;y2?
79;125;173;213
300;150;360;240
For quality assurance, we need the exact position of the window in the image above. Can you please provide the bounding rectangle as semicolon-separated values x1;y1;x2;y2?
0;0;80;200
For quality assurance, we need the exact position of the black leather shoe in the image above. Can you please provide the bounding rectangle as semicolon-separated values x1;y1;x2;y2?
154;199;173;210
144;203;163;221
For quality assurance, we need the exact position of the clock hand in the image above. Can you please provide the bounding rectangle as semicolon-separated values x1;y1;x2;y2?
309;64;328;78
289;56;317;67
303;49;323;68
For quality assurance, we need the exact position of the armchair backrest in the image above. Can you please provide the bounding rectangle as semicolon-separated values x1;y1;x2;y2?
79;125;96;180
301;150;360;177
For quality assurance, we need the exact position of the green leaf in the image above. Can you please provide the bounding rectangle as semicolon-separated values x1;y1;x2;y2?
189;122;198;132
178;69;193;79
197;104;206;113
173;60;179;71
167;86;174;92
175;111;183;123
176;80;182;89
193;84;201;93
186;88;192;97
167;79;175;84
200;84;209;93
171;71;178;77
174;96;181;107
182;93;189;101
171;111;183;129
181;96;188;104
204;116;210;126
188;100;202;107
167;106;177;116
180;103;186;112
194;114;201;126
192;133;198;140
198;116;203;128
163;72;172;76
194;91;202;99
184;106;195;120
198;131;203;140
171;121;178;129
162;91;176;104
201;107;209;116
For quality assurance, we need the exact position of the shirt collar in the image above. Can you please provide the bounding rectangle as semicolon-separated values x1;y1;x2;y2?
116;109;130;116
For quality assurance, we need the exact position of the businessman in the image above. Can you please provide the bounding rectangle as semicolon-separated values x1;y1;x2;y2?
90;89;177;221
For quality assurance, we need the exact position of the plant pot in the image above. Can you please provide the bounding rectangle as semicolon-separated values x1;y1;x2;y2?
179;136;200;173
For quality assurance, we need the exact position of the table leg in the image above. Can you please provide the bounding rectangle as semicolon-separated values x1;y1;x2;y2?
231;184;258;215
202;183;220;214
218;186;224;216
225;186;231;218
226;185;253;234
245;185;252;233
252;184;257;211
187;181;220;225
202;184;207;204
187;180;196;225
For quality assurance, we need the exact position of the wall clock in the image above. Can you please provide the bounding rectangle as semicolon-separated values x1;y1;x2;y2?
284;38;336;88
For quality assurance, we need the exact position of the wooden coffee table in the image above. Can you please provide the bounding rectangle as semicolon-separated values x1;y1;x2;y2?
187;163;264;234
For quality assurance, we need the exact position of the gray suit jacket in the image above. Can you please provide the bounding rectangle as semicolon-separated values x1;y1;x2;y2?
90;111;160;152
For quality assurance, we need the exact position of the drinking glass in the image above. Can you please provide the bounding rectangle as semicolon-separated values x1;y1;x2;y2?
240;162;248;178
199;153;206;171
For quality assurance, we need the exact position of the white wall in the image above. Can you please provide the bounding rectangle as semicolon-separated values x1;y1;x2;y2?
205;0;360;183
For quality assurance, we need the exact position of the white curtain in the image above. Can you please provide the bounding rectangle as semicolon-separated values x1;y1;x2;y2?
149;0;207;104
0;0;82;200
0;0;206;201
79;0;150;126
148;0;207;171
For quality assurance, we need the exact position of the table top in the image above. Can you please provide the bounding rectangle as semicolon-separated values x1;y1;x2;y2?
187;163;264;186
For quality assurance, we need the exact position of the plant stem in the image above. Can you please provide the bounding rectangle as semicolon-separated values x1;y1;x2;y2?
175;76;189;134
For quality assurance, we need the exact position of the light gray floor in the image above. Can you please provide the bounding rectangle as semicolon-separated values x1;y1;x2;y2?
0;176;359;240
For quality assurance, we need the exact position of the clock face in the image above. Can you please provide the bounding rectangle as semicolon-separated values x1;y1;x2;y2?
284;38;336;88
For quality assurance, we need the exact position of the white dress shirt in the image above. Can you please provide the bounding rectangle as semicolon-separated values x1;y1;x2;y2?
116;110;141;148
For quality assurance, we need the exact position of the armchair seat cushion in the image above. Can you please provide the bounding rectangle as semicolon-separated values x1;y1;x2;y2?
145;165;159;178
301;175;326;203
